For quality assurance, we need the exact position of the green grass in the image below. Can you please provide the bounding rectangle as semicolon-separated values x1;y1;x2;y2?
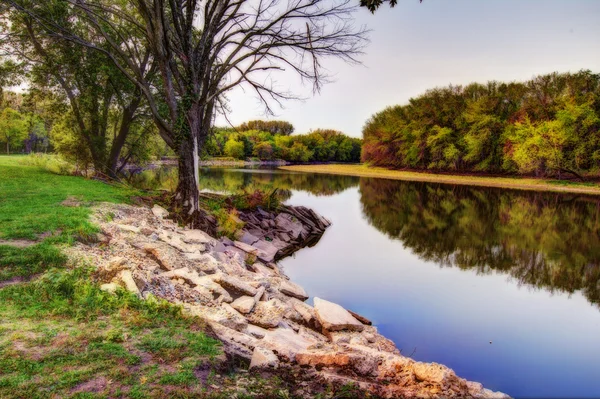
0;156;306;399
280;163;600;195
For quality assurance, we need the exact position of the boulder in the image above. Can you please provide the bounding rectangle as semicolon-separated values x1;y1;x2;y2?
313;297;364;332
245;324;268;339
249;347;279;370
238;231;260;246
181;229;213;244
100;283;119;294
245;298;287;328
116;270;140;296
209;322;257;359
279;279;308;301
231;296;256;314
189;304;248;331
117;224;141;234
252;239;279;263
295;350;351;368
212;273;258;297
261;327;318;361
151;204;169;219
233;240;259;255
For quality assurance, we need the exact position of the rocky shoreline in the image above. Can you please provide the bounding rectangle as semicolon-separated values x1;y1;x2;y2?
68;202;508;399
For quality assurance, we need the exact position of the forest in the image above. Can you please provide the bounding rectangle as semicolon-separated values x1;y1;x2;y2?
361;70;600;179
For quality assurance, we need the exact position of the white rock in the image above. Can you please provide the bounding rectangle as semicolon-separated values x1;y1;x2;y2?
261;327;318;361
250;347;279;370
117;270;140;296
313;297;364;332
181;229;213;244
212;273;258;297
117;224;141;234
231;296;256;314
279;279;308;301
151;204;169;219
100;283;119;294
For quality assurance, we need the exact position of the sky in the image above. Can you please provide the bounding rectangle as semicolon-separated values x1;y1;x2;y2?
216;0;600;138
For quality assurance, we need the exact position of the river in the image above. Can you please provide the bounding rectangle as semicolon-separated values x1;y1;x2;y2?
137;166;600;398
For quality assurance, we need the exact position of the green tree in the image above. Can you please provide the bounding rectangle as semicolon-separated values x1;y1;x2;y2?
0;107;27;154
223;139;245;160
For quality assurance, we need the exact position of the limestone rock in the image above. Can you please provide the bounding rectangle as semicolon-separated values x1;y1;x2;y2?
117;270;140;296
295;350;351;368
181;229;213;244
245;324;268;339
212;273;257;297
189;304;247;331
249;347;279;370
209;322;257;359
313;297;364;332
151;204;169;219
233;240;259;255
279;279;308;301
117;224;140;234
252;239;279;263
245;298;287;328
100;283;119;294
261;327;318;361
231;296;256;314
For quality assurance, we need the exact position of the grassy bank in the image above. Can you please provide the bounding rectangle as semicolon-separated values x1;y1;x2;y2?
280;164;600;195
0;155;293;399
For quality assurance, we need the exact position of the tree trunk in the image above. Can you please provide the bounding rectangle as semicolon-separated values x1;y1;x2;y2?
106;106;135;178
172;105;217;234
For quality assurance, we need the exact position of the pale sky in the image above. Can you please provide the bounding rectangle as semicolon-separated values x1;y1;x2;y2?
216;0;600;137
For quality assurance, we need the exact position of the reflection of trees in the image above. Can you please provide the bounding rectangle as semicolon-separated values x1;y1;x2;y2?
359;178;600;307
197;168;359;197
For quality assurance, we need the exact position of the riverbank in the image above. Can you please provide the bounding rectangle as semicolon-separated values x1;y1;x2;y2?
0;157;507;398
280;164;600;195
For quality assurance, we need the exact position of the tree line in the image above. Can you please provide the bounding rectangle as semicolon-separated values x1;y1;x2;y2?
362;70;600;179
206;126;362;163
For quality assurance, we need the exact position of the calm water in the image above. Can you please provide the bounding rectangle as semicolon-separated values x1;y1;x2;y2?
193;168;600;398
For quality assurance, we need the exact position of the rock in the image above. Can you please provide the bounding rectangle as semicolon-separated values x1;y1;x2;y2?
348;309;372;326
252;239;279;263
151;204;169;219
249;347;279;370
181;229;213;244
209;322;257;359
411;362;455;388
233;240;259;255
253;286;266;303
275;213;303;239
313;297;364;332
144;244;178;271
238;231;260;246
245;324;268;339
100;283;119;294
245;299;287;328
212;273;258;297
159;232;201;253
117;270;140;296
189;304;248;331
117;224;141;234
295;350;351;368
247;262;275;277
289;298;317;326
279;280;308;301
261;327;318;361
231;296;256;314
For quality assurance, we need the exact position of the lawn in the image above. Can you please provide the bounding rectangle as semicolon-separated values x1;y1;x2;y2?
280;164;600;195
0;156;292;399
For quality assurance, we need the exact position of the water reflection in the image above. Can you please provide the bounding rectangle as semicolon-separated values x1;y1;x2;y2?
196;168;359;197
359;178;600;308
131;166;600;310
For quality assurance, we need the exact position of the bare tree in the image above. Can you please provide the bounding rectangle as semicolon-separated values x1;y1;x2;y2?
5;0;368;226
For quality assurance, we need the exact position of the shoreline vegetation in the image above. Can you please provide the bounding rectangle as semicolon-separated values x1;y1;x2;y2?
280;164;600;195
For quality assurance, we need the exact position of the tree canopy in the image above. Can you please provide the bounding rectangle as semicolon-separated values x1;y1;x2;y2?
361;70;600;179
